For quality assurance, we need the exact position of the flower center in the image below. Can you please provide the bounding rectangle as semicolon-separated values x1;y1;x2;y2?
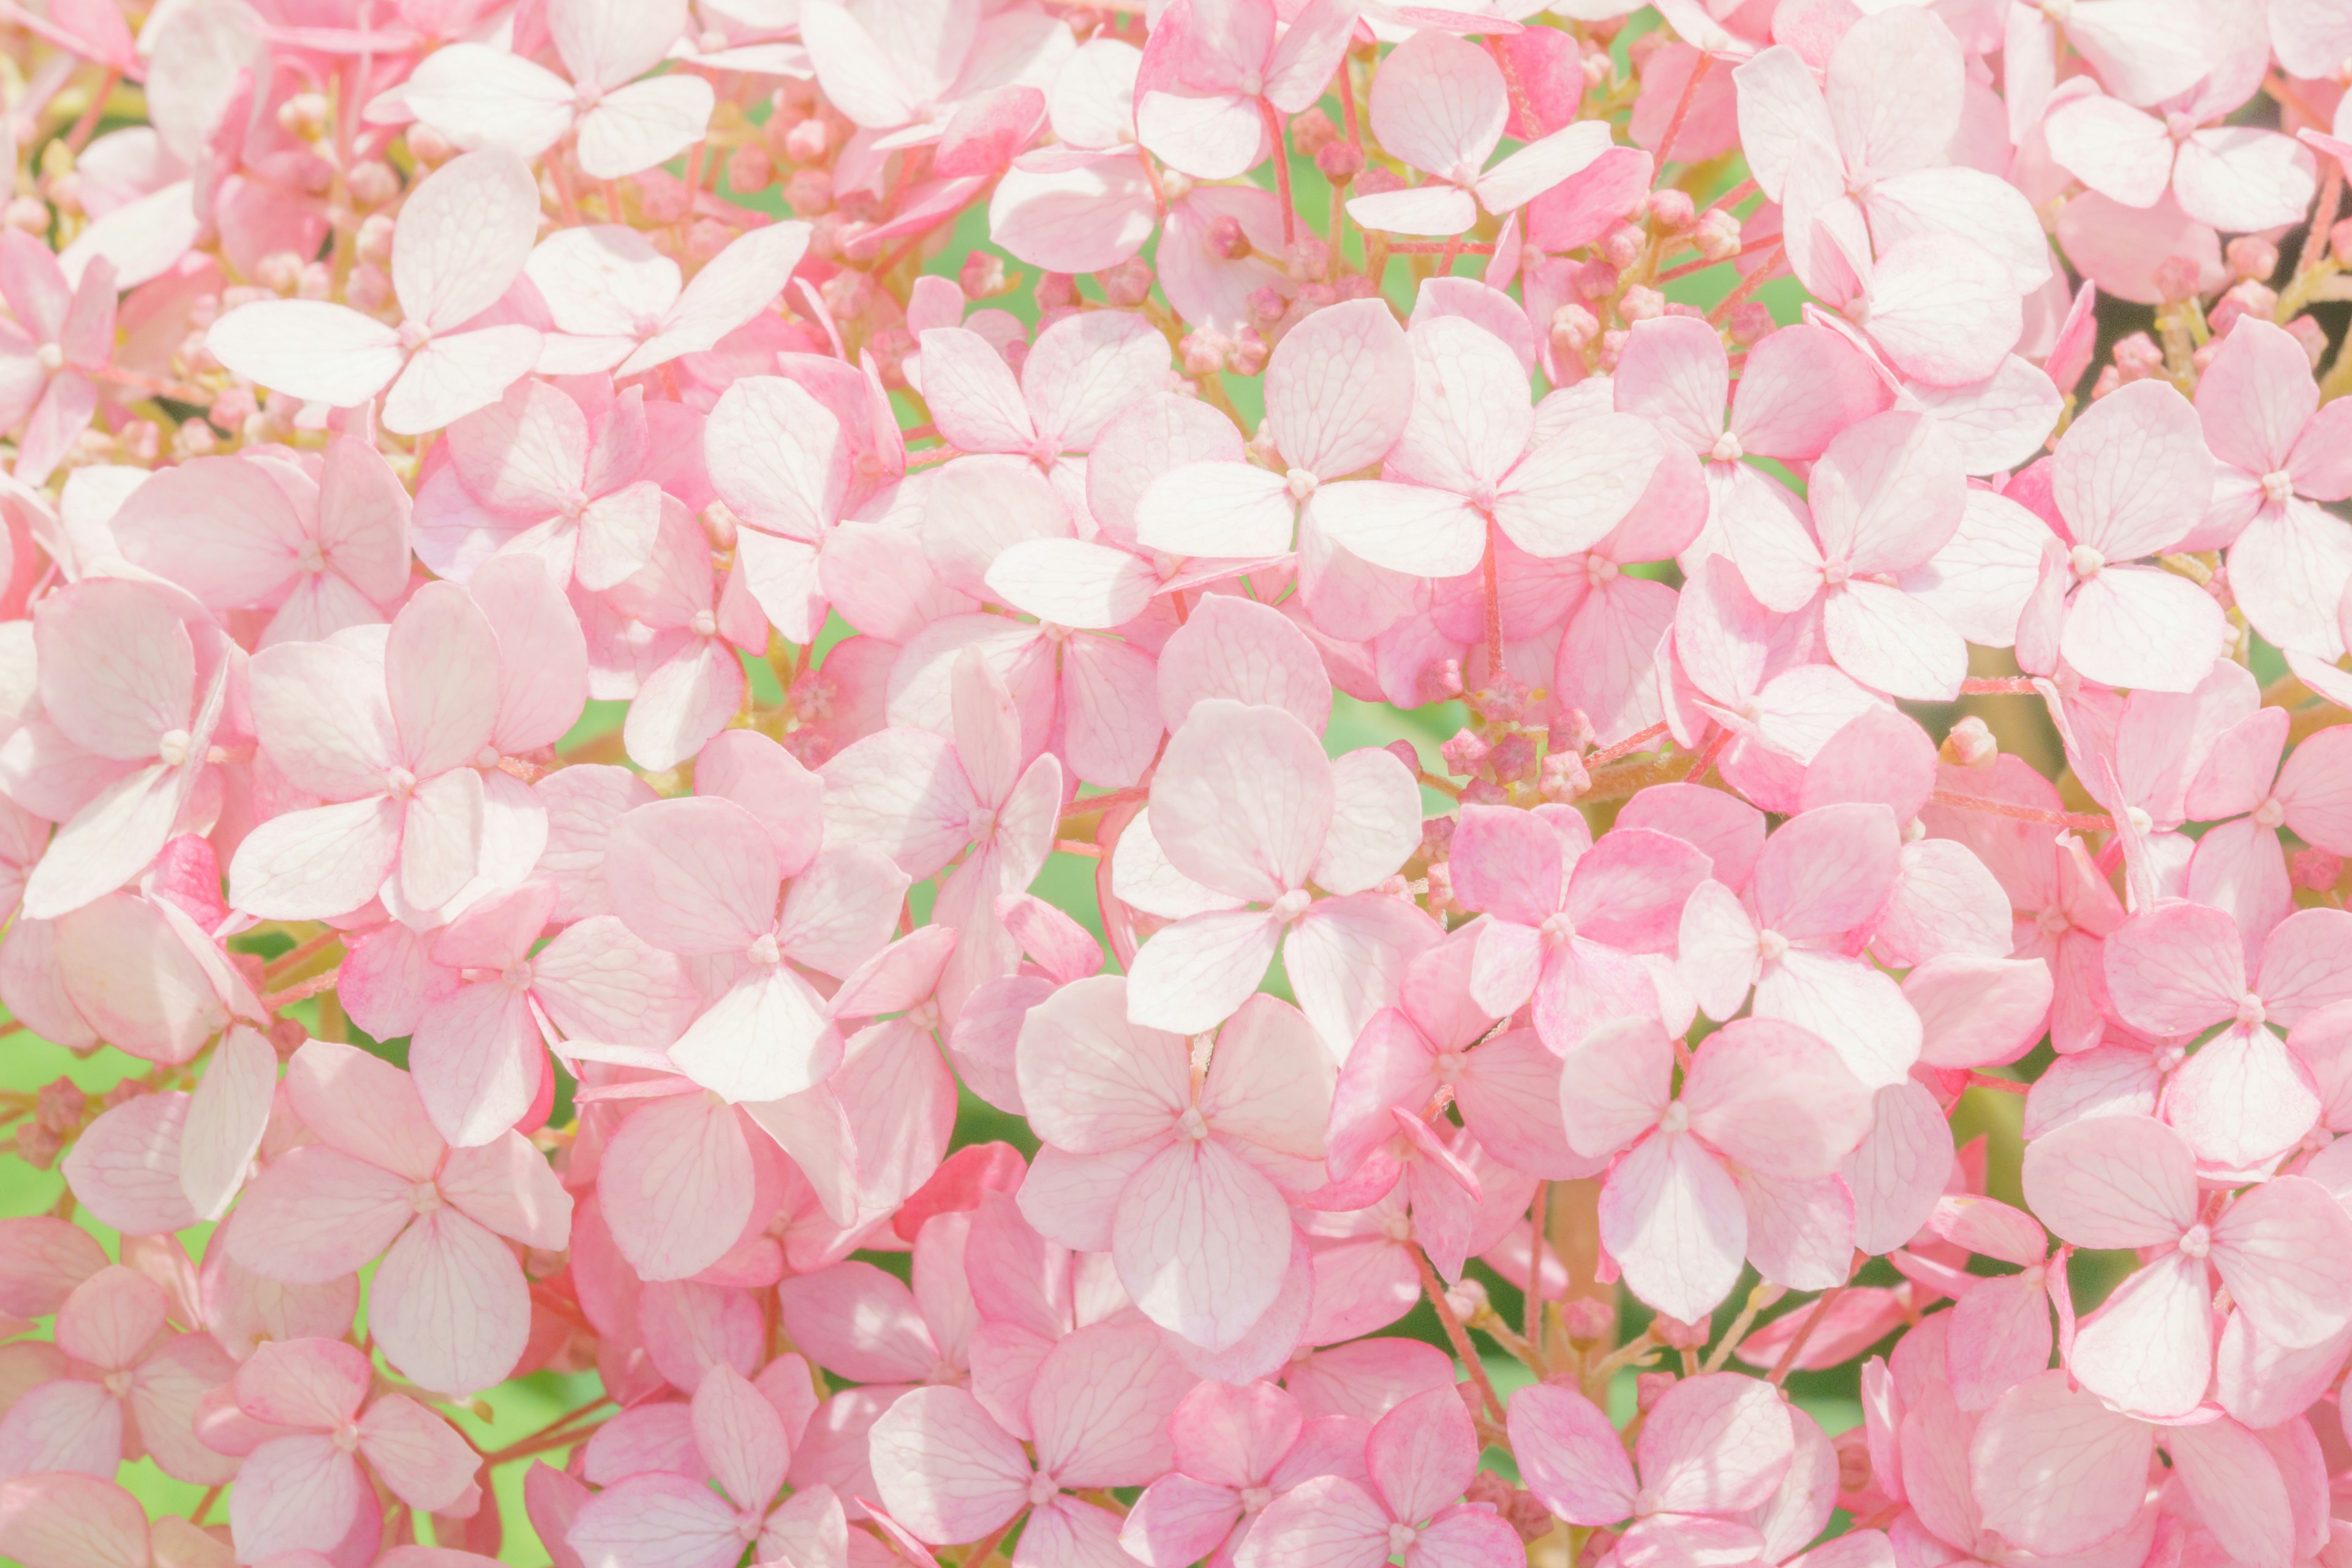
397;319;432;352
2253;796;2285;829
970;806;998;843
1709;431;1744;463
1286;467;1319;502
1822;559;1852;587
2261;469;2295;505
1270;888;1313;924
1586;556;1619;586
1388;1524;1419;1556
411;1180;443;1215
2125;805;2152;835
692;609;719;637
1657;1101;1691;1135
2040;0;2072;21
2236;992;2267;1028
36;342;62;371
157;728;192;767
1434;1050;1466;1085
333;1422;363;1453
503;959;535;991
296;538;328;574
2178;1223;2212;1259
1756;927;1788;963
102;1369;134;1398
1240;1485;1273;1513
384;766;418;800
1178;1104;1212;1141
1539;911;1577;948
747;933;782;967
1029;1472;1061;1507
2070;544;2105;581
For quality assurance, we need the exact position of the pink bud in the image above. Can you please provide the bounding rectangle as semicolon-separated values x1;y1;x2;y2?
347;160;401;207
1315;141;1365;183
1207;215;1253;261
2293;848;2344;891
786;168;834;215
406;123;456;165
1291;108;1339;159
1941;715;1997;769
1101;257;1154;307
1692;206;1741;260
727;144;774;194
785;116;831;163
1725;300;1774;345
1561;1296;1615;1342
1645;189;1695;231
1620;285;1665;322
1601;222;1645;271
2225;234;2278;282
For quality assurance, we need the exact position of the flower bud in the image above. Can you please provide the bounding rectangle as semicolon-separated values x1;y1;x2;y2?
726;143;774;194
2285;312;2328;367
1573;258;1618;298
1248;285;1290;328
2111;331;2163;381
345;263;393;312
785;116;832;163
1600;222;1646;270
1291;107;1339;159
405;123;456;165
1548;303;1599;355
347;160;401;206
1645;188;1695;232
1207;214;1253;260
2150;254;2203;304
4;196;48;233
1940;714;1997;769
2293;848;2344;892
1725;300;1774;345
1314;140;1365;183
785;167;833;214
2207;279;2277;338
277;92;330;140
1620;284;1665;322
1692;206;1741;261
1634;1371;1677;1411
256;251;305;293
1561;1295;1614;1344
1651;1313;1710;1349
2225;234;2278;282
1180;329;1230;375
1101;257;1154;307
1228;325;1270;376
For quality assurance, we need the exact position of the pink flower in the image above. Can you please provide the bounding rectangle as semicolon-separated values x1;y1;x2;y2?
527;221;811;380
1237;1385;1520;1568
0;1263;236;1485
568;1362;847;1568
1016;976;1330;1349
1678;803;1921;1087
2022;1112;2352;1417
2192;318;2352;658
868;1322;1193;1554
2100;901;2352;1169
228;582;517;919
1559;1016;1874;1319
1313;315;1667;579
1120;699;1431;1048
218;1338;480;1562
604;783;908;1106
0;230;115;486
205;150;545;435
1123;1381;1371;1568
1447;802;1709;1049
15;578;230;921
403;1;717;179
109;437;414;646
1510;1373;1796;1559
1136;0;1356;181
1344;32;1618;238
2013;379;2229;693
225;1042;572;1395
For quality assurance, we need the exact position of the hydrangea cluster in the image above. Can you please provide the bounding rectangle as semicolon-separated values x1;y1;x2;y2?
4;2;2352;1568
